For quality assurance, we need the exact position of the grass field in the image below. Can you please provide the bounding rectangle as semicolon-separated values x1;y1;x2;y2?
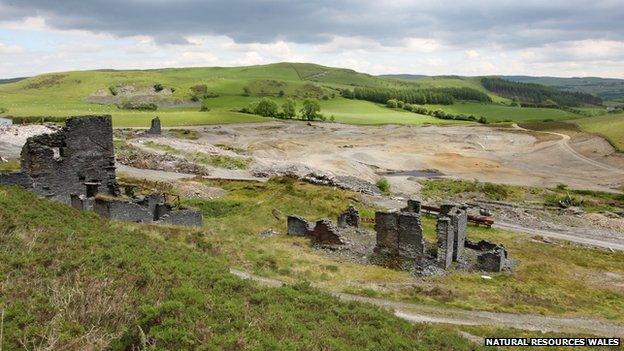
575;113;624;151
0;185;482;350
0;62;594;127
115;176;624;322
423;102;579;122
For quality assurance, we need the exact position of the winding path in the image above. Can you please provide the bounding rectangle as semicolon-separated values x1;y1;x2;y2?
230;269;624;336
512;123;624;174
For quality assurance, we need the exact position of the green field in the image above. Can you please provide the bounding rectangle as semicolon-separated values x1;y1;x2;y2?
575;113;624;151
0;62;597;127
424;102;578;122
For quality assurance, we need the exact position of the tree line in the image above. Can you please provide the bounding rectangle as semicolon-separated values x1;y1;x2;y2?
481;77;602;107
340;86;492;105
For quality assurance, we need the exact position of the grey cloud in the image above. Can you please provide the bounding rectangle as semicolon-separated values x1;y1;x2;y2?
0;0;622;49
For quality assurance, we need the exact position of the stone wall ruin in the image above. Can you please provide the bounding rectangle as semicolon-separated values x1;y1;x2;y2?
0;115;203;227
373;200;511;273
287;215;345;246
0;115;119;203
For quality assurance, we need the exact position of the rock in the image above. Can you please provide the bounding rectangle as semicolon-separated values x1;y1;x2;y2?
259;229;279;238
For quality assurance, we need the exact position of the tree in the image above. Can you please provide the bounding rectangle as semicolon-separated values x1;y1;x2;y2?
242;87;251;96
282;99;296;119
386;99;398;108
254;98;279;117
300;99;321;121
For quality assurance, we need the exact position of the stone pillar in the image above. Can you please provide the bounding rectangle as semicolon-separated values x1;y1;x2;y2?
436;216;454;269
402;199;421;213
440;203;467;262
148;117;161;134
374;211;399;255
397;212;425;258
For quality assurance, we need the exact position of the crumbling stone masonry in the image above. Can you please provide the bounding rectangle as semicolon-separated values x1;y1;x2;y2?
287;215;345;246
148;117;161;135
310;219;345;245
440;203;468;261
0;115;203;227
466;239;509;272
436;216;454;269
0;115;119;203
401;199;422;213
287;215;312;236
374;209;425;259
337;205;360;228
91;193;203;226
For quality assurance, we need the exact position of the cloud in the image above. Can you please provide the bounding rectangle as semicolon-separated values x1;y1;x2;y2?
0;0;622;49
0;1;623;78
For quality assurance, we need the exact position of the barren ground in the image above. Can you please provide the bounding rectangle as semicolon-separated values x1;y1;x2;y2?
184;121;624;194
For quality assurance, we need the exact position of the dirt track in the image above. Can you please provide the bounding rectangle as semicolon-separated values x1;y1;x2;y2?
230;269;624;336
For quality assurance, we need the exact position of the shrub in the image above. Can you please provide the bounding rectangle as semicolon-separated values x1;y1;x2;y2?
200;99;211;112
254;98;279;117
386;99;398;108
376;178;391;194
109;85;118;96
340;89;354;99
300;99;321;121
0;107;6;114
282;99;296;119
321;95;329;100
153;83;164;92
118;100;158;111
242;87;251;96
397;100;405;108
189;84;217;101
478;116;488;124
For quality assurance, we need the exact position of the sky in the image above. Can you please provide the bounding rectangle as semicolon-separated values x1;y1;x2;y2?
0;0;623;79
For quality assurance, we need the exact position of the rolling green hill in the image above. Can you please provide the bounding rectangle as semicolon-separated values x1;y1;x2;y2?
0;62;606;127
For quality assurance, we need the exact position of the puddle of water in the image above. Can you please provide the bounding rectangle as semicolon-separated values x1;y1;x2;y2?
0;117;12;126
383;169;444;178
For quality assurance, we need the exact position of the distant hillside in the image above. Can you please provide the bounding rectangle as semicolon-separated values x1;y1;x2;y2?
481;77;602;107
502;76;624;102
0;77;27;85
379;74;427;81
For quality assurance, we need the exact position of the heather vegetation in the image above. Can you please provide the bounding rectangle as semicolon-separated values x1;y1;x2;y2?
0;186;481;350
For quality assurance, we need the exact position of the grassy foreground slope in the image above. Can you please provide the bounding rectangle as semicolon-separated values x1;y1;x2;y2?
0;186;477;350
575;112;624;151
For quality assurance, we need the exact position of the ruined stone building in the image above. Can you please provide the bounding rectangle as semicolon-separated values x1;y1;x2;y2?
375;200;510;272
0;115;202;227
0;115;119;203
